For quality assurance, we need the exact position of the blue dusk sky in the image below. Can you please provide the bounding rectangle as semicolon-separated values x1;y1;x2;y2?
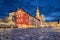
0;0;60;21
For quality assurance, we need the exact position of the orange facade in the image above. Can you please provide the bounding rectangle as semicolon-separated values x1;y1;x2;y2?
16;9;29;26
15;9;41;28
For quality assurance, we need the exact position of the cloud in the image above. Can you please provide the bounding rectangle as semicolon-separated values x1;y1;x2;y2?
45;17;55;21
51;12;60;17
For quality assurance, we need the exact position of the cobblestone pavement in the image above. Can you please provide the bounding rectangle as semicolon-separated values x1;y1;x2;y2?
0;27;60;40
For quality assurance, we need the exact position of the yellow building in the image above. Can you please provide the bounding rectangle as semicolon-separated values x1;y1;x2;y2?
36;7;40;20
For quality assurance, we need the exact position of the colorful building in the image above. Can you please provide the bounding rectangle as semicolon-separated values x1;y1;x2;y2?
0;7;60;28
15;8;41;28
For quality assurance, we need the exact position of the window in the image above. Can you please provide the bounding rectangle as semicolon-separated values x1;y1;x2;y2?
26;15;28;18
26;19;28;22
19;15;21;17
19;19;21;22
20;10;21;12
18;10;21;13
17;20;18;22
17;16;18;18
23;12;25;14
21;19;23;22
21;15;23;17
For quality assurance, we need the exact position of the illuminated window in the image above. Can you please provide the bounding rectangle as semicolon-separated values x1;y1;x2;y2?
18;19;19;22
20;19;21;22
26;15;28;18
18;10;21;13
21;15;23;17
26;19;28;22
19;15;21;17
23;12;25;14
19;11;21;12
19;20;20;22
17;15;19;18
21;19;23;22
17;19;19;22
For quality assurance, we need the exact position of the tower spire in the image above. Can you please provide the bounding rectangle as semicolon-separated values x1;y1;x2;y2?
36;6;40;19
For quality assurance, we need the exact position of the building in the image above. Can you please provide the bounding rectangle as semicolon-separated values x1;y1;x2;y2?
15;9;29;28
36;7;41;20
0;7;60;28
8;7;46;28
15;8;41;28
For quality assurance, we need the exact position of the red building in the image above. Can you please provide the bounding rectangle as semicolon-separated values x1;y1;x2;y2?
15;9;41;28
15;9;29;27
